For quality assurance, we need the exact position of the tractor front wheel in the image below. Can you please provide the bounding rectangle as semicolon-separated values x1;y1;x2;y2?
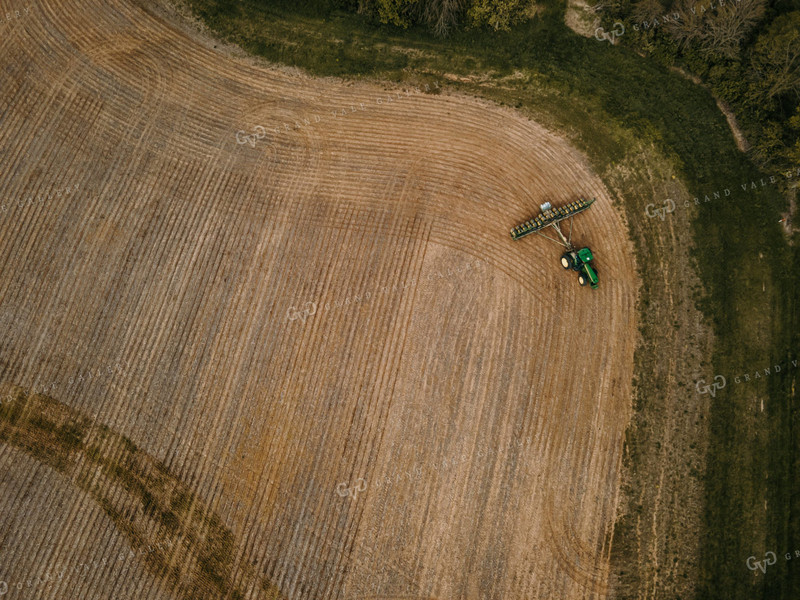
578;274;588;286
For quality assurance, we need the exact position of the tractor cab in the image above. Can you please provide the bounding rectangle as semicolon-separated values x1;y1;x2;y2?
561;247;599;289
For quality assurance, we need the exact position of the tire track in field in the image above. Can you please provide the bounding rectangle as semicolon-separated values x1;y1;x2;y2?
0;384;285;599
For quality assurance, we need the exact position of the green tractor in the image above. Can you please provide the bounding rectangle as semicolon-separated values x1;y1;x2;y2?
510;198;599;290
560;248;599;289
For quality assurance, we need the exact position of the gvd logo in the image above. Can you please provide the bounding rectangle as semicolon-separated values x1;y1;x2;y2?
645;198;676;220
696;375;726;398
595;22;625;43
235;125;267;148
287;302;317;323
336;478;366;500
747;551;777;574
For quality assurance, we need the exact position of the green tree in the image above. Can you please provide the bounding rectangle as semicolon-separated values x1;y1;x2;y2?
357;0;418;27
467;0;527;31
783;105;800;164
748;11;800;102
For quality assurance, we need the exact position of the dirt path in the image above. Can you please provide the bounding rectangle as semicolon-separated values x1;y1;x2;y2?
0;0;639;597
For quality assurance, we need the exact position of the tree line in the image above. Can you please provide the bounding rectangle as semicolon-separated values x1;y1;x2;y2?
338;0;534;36
599;0;800;173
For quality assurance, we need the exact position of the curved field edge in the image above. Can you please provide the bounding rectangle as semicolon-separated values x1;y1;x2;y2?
155;0;800;597
0;384;284;600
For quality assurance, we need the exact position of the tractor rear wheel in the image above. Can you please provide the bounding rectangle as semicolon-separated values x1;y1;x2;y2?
561;253;573;269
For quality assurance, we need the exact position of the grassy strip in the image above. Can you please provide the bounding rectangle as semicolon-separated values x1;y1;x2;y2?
0;385;283;600
154;0;799;596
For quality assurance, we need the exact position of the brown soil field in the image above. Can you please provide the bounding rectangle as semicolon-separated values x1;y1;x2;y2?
0;0;638;598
